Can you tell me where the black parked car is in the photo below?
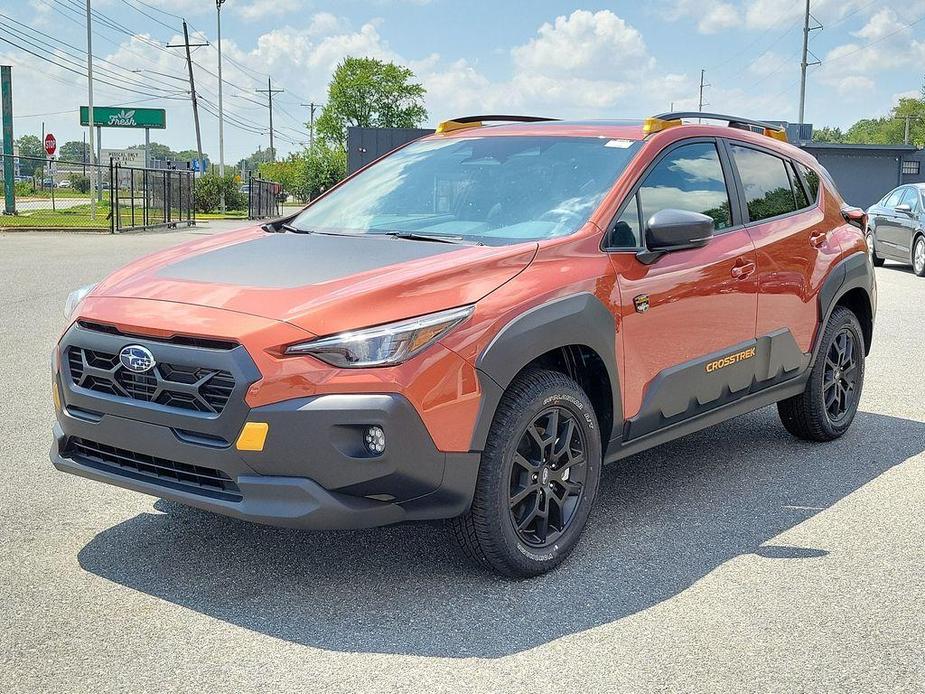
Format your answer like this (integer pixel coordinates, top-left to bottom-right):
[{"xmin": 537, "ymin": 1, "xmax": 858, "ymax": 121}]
[{"xmin": 867, "ymin": 183, "xmax": 925, "ymax": 276}]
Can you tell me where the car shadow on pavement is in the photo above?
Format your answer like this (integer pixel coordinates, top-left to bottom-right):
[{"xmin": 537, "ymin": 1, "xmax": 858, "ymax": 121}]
[{"xmin": 77, "ymin": 408, "xmax": 924, "ymax": 658}]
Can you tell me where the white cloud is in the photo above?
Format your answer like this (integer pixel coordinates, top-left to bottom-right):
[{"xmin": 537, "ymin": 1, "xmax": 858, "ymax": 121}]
[
  {"xmin": 852, "ymin": 8, "xmax": 909, "ymax": 41},
  {"xmin": 698, "ymin": 3, "xmax": 742, "ymax": 33},
  {"xmin": 234, "ymin": 0, "xmax": 305, "ymax": 21},
  {"xmin": 512, "ymin": 10, "xmax": 651, "ymax": 76}
]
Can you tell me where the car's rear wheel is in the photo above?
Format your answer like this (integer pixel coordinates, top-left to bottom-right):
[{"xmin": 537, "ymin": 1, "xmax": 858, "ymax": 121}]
[
  {"xmin": 778, "ymin": 306, "xmax": 865, "ymax": 441},
  {"xmin": 913, "ymin": 235, "xmax": 925, "ymax": 277},
  {"xmin": 866, "ymin": 230, "xmax": 884, "ymax": 267},
  {"xmin": 450, "ymin": 368, "xmax": 601, "ymax": 578}
]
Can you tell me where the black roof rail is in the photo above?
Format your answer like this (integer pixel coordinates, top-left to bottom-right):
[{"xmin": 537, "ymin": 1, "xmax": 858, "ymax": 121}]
[
  {"xmin": 646, "ymin": 112, "xmax": 788, "ymax": 141},
  {"xmin": 436, "ymin": 115, "xmax": 558, "ymax": 133}
]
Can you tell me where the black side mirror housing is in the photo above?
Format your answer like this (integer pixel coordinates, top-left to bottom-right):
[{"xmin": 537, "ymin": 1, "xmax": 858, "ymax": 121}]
[{"xmin": 637, "ymin": 209, "xmax": 714, "ymax": 264}]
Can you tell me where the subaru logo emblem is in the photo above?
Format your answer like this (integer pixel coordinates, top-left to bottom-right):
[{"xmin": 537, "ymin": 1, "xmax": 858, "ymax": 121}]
[{"xmin": 119, "ymin": 345, "xmax": 156, "ymax": 373}]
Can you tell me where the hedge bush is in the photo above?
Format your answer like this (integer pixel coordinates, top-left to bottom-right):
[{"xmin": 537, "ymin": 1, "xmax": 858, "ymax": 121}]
[{"xmin": 194, "ymin": 173, "xmax": 246, "ymax": 213}]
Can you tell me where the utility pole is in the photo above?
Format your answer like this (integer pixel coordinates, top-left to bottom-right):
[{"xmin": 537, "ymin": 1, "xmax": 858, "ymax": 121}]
[
  {"xmin": 85, "ymin": 0, "xmax": 96, "ymax": 217},
  {"xmin": 216, "ymin": 0, "xmax": 226, "ymax": 211},
  {"xmin": 301, "ymin": 102, "xmax": 320, "ymax": 150},
  {"xmin": 904, "ymin": 115, "xmax": 911, "ymax": 145},
  {"xmin": 168, "ymin": 22, "xmax": 208, "ymax": 174},
  {"xmin": 257, "ymin": 77, "xmax": 283, "ymax": 161},
  {"xmin": 798, "ymin": 0, "xmax": 822, "ymax": 127},
  {"xmin": 698, "ymin": 69, "xmax": 709, "ymax": 123}
]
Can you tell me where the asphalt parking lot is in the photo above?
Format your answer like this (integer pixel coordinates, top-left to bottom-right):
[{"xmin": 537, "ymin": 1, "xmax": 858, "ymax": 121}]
[{"xmin": 1, "ymin": 228, "xmax": 923, "ymax": 693}]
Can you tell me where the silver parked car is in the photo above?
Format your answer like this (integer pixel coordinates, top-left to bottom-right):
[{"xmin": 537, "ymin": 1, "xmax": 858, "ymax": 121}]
[{"xmin": 867, "ymin": 183, "xmax": 925, "ymax": 276}]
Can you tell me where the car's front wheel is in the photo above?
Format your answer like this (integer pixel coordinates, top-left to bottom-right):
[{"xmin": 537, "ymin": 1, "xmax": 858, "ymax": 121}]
[
  {"xmin": 450, "ymin": 368, "xmax": 601, "ymax": 578},
  {"xmin": 913, "ymin": 235, "xmax": 925, "ymax": 277}
]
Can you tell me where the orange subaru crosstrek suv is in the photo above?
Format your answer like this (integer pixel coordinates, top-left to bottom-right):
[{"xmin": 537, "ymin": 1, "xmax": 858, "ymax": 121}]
[{"xmin": 52, "ymin": 113, "xmax": 876, "ymax": 577}]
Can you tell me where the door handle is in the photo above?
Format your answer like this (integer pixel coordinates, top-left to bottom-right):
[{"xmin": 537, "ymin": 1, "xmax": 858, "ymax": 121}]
[
  {"xmin": 810, "ymin": 230, "xmax": 827, "ymax": 247},
  {"xmin": 731, "ymin": 259, "xmax": 755, "ymax": 279}
]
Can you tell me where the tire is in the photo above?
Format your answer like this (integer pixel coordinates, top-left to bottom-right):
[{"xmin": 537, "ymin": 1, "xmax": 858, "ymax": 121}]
[
  {"xmin": 913, "ymin": 235, "xmax": 925, "ymax": 277},
  {"xmin": 866, "ymin": 231, "xmax": 884, "ymax": 267},
  {"xmin": 450, "ymin": 368, "xmax": 602, "ymax": 578},
  {"xmin": 777, "ymin": 306, "xmax": 865, "ymax": 441}
]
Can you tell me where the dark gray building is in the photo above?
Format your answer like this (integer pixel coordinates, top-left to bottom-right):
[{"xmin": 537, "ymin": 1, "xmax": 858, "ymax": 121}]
[
  {"xmin": 347, "ymin": 126, "xmax": 434, "ymax": 174},
  {"xmin": 800, "ymin": 143, "xmax": 923, "ymax": 208}
]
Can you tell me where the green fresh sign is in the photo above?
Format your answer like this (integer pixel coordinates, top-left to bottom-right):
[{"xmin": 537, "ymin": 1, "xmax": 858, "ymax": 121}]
[{"xmin": 80, "ymin": 106, "xmax": 166, "ymax": 129}]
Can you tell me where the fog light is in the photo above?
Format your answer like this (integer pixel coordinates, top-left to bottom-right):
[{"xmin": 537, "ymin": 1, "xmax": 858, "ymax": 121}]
[{"xmin": 364, "ymin": 426, "xmax": 386, "ymax": 455}]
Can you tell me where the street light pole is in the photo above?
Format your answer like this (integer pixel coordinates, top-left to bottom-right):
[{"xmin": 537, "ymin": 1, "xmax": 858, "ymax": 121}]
[
  {"xmin": 216, "ymin": 0, "xmax": 226, "ymax": 211},
  {"xmin": 85, "ymin": 0, "xmax": 96, "ymax": 218}
]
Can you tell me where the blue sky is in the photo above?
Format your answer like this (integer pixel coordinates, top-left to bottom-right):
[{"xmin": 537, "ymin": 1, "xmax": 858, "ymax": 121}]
[{"xmin": 2, "ymin": 0, "xmax": 923, "ymax": 163}]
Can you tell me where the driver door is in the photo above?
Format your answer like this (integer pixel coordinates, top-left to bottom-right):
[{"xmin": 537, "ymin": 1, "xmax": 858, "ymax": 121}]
[{"xmin": 606, "ymin": 139, "xmax": 758, "ymax": 439}]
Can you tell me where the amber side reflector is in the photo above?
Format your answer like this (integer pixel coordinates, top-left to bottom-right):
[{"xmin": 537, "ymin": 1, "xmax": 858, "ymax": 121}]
[
  {"xmin": 643, "ymin": 117, "xmax": 682, "ymax": 136},
  {"xmin": 236, "ymin": 422, "xmax": 269, "ymax": 452},
  {"xmin": 764, "ymin": 128, "xmax": 788, "ymax": 142},
  {"xmin": 53, "ymin": 380, "xmax": 61, "ymax": 411},
  {"xmin": 436, "ymin": 119, "xmax": 482, "ymax": 134}
]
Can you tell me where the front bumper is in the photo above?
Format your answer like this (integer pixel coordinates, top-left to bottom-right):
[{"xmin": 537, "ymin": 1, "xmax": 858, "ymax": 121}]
[
  {"xmin": 52, "ymin": 324, "xmax": 480, "ymax": 529},
  {"xmin": 51, "ymin": 396, "xmax": 480, "ymax": 529}
]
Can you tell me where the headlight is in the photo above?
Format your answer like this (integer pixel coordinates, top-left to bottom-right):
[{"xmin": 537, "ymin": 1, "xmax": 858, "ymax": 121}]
[
  {"xmin": 64, "ymin": 284, "xmax": 96, "ymax": 320},
  {"xmin": 286, "ymin": 305, "xmax": 474, "ymax": 368}
]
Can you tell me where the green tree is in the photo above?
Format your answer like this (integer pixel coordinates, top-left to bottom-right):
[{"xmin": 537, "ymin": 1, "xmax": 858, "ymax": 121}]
[
  {"xmin": 15, "ymin": 134, "xmax": 44, "ymax": 161},
  {"xmin": 236, "ymin": 146, "xmax": 275, "ymax": 173},
  {"xmin": 59, "ymin": 140, "xmax": 91, "ymax": 162},
  {"xmin": 811, "ymin": 126, "xmax": 845, "ymax": 144},
  {"xmin": 842, "ymin": 97, "xmax": 925, "ymax": 147},
  {"xmin": 259, "ymin": 144, "xmax": 346, "ymax": 202},
  {"xmin": 128, "ymin": 142, "xmax": 176, "ymax": 160},
  {"xmin": 316, "ymin": 57, "xmax": 427, "ymax": 151},
  {"xmin": 175, "ymin": 148, "xmax": 209, "ymax": 164}
]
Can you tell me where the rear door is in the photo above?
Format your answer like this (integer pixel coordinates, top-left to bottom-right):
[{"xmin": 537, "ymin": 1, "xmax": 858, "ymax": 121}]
[
  {"xmin": 888, "ymin": 187, "xmax": 921, "ymax": 257},
  {"xmin": 875, "ymin": 187, "xmax": 909, "ymax": 259},
  {"xmin": 729, "ymin": 142, "xmax": 839, "ymax": 356},
  {"xmin": 607, "ymin": 138, "xmax": 758, "ymax": 438}
]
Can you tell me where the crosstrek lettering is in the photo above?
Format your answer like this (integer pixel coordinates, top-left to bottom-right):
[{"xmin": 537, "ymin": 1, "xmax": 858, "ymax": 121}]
[
  {"xmin": 50, "ymin": 112, "xmax": 876, "ymax": 578},
  {"xmin": 705, "ymin": 346, "xmax": 757, "ymax": 372}
]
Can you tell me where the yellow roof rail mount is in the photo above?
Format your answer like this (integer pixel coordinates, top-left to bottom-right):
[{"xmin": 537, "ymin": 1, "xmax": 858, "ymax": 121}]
[
  {"xmin": 646, "ymin": 112, "xmax": 789, "ymax": 142},
  {"xmin": 436, "ymin": 115, "xmax": 558, "ymax": 134}
]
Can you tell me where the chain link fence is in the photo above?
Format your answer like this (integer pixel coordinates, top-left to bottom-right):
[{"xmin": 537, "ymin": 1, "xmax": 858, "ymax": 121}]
[{"xmin": 1, "ymin": 154, "xmax": 110, "ymax": 231}]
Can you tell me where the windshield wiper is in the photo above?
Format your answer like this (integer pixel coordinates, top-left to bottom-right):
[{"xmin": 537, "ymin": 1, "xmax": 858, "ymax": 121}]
[{"xmin": 385, "ymin": 231, "xmax": 480, "ymax": 245}]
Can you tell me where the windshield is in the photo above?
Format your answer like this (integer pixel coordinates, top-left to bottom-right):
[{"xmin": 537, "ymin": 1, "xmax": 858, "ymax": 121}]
[{"xmin": 290, "ymin": 136, "xmax": 641, "ymax": 245}]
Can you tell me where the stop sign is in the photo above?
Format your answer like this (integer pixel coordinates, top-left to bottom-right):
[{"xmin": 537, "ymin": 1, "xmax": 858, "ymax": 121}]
[{"xmin": 44, "ymin": 133, "xmax": 56, "ymax": 156}]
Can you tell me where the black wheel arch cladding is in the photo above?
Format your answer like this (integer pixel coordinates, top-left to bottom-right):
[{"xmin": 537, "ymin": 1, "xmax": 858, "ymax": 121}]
[
  {"xmin": 471, "ymin": 292, "xmax": 622, "ymax": 451},
  {"xmin": 815, "ymin": 251, "xmax": 875, "ymax": 361}
]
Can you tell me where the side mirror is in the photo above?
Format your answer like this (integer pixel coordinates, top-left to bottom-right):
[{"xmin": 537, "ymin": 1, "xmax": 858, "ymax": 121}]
[
  {"xmin": 895, "ymin": 203, "xmax": 914, "ymax": 215},
  {"xmin": 638, "ymin": 209, "xmax": 714, "ymax": 264}
]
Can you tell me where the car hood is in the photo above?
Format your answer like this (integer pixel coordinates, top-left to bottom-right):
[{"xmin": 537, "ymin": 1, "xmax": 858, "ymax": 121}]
[{"xmin": 92, "ymin": 227, "xmax": 537, "ymax": 336}]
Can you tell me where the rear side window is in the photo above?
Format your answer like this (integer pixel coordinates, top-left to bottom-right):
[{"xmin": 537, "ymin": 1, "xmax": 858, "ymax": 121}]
[
  {"xmin": 789, "ymin": 163, "xmax": 809, "ymax": 209},
  {"xmin": 638, "ymin": 142, "xmax": 732, "ymax": 231},
  {"xmin": 730, "ymin": 145, "xmax": 798, "ymax": 222},
  {"xmin": 796, "ymin": 162, "xmax": 820, "ymax": 202}
]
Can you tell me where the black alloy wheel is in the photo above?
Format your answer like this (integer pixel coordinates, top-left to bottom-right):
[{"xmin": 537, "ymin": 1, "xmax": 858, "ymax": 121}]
[
  {"xmin": 822, "ymin": 328, "xmax": 859, "ymax": 423},
  {"xmin": 778, "ymin": 306, "xmax": 865, "ymax": 441},
  {"xmin": 450, "ymin": 368, "xmax": 601, "ymax": 578},
  {"xmin": 508, "ymin": 407, "xmax": 588, "ymax": 547}
]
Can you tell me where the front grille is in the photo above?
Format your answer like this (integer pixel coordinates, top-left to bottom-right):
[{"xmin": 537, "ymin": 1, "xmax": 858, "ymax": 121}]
[
  {"xmin": 67, "ymin": 346, "xmax": 236, "ymax": 414},
  {"xmin": 66, "ymin": 437, "xmax": 242, "ymax": 501}
]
